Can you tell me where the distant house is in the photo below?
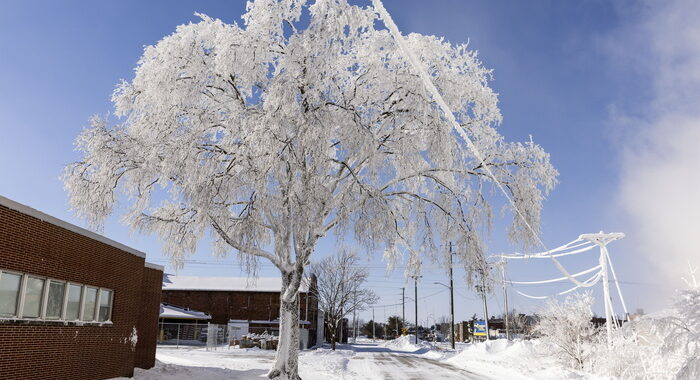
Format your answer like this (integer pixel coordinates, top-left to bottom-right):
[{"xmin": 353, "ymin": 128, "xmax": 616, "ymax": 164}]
[
  {"xmin": 0, "ymin": 195, "xmax": 162, "ymax": 380},
  {"xmin": 161, "ymin": 274, "xmax": 320, "ymax": 348}
]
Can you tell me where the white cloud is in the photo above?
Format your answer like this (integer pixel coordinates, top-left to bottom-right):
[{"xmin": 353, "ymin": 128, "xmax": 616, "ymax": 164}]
[{"xmin": 610, "ymin": 0, "xmax": 700, "ymax": 298}]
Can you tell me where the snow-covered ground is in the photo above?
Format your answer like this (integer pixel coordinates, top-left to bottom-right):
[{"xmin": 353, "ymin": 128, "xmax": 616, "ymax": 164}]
[{"xmin": 111, "ymin": 336, "xmax": 601, "ymax": 379}]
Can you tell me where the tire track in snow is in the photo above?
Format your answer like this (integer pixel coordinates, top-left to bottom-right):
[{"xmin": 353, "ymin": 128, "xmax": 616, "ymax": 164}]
[{"xmin": 352, "ymin": 351, "xmax": 487, "ymax": 379}]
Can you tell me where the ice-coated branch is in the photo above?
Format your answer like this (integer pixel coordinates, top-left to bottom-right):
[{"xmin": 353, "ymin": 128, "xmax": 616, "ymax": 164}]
[{"xmin": 64, "ymin": 2, "xmax": 557, "ymax": 377}]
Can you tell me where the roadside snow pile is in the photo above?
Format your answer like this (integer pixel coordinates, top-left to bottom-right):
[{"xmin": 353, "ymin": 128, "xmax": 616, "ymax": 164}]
[
  {"xmin": 112, "ymin": 346, "xmax": 356, "ymax": 380},
  {"xmin": 302, "ymin": 347, "xmax": 354, "ymax": 378},
  {"xmin": 380, "ymin": 335, "xmax": 433, "ymax": 352},
  {"xmin": 379, "ymin": 335, "xmax": 456, "ymax": 360},
  {"xmin": 111, "ymin": 360, "xmax": 265, "ymax": 380},
  {"xmin": 446, "ymin": 339, "xmax": 599, "ymax": 380}
]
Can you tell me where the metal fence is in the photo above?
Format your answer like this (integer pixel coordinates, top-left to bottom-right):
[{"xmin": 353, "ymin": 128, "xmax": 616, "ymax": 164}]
[{"xmin": 158, "ymin": 322, "xmax": 237, "ymax": 349}]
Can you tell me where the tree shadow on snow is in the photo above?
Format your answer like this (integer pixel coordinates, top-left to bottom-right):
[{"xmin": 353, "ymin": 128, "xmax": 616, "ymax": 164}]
[{"xmin": 338, "ymin": 343, "xmax": 432, "ymax": 355}]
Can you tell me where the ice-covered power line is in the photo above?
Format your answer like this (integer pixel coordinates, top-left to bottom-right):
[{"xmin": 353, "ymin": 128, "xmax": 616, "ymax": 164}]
[
  {"xmin": 495, "ymin": 232, "xmax": 627, "ymax": 347},
  {"xmin": 507, "ymin": 265, "xmax": 601, "ymax": 285},
  {"xmin": 372, "ymin": 0, "xmax": 599, "ymax": 289}
]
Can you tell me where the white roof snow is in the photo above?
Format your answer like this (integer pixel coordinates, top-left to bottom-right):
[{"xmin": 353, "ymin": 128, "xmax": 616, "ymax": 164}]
[
  {"xmin": 160, "ymin": 304, "xmax": 211, "ymax": 320},
  {"xmin": 163, "ymin": 274, "xmax": 310, "ymax": 293}
]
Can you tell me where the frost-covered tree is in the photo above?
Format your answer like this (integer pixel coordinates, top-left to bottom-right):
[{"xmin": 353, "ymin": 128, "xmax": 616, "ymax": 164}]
[
  {"xmin": 591, "ymin": 265, "xmax": 700, "ymax": 379},
  {"xmin": 674, "ymin": 268, "xmax": 700, "ymax": 378},
  {"xmin": 311, "ymin": 249, "xmax": 378, "ymax": 350},
  {"xmin": 534, "ymin": 292, "xmax": 599, "ymax": 370},
  {"xmin": 63, "ymin": 0, "xmax": 556, "ymax": 378}
]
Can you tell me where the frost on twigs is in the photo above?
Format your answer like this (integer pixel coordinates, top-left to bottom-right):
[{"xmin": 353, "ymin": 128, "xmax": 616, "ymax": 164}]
[
  {"xmin": 533, "ymin": 292, "xmax": 599, "ymax": 371},
  {"xmin": 589, "ymin": 264, "xmax": 700, "ymax": 379},
  {"xmin": 62, "ymin": 0, "xmax": 557, "ymax": 378}
]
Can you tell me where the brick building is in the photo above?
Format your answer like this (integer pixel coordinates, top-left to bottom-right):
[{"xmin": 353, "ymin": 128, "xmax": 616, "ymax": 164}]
[
  {"xmin": 0, "ymin": 195, "xmax": 163, "ymax": 380},
  {"xmin": 161, "ymin": 274, "xmax": 319, "ymax": 347}
]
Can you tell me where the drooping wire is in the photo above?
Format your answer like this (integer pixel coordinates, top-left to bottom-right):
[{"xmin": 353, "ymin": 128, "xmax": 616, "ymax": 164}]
[{"xmin": 372, "ymin": 0, "xmax": 592, "ymax": 287}]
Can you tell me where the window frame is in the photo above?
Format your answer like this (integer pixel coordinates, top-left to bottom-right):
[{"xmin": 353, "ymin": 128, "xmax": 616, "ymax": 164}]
[
  {"xmin": 81, "ymin": 286, "xmax": 99, "ymax": 322},
  {"xmin": 97, "ymin": 288, "xmax": 114, "ymax": 322},
  {"xmin": 0, "ymin": 269, "xmax": 23, "ymax": 318},
  {"xmin": 0, "ymin": 268, "xmax": 114, "ymax": 325},
  {"xmin": 20, "ymin": 275, "xmax": 45, "ymax": 319},
  {"xmin": 42, "ymin": 279, "xmax": 66, "ymax": 320},
  {"xmin": 64, "ymin": 282, "xmax": 83, "ymax": 321}
]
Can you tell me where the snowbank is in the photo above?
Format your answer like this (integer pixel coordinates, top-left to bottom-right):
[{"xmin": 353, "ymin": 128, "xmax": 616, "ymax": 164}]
[
  {"xmin": 447, "ymin": 340, "xmax": 601, "ymax": 380},
  {"xmin": 112, "ymin": 338, "xmax": 604, "ymax": 379},
  {"xmin": 379, "ymin": 335, "xmax": 456, "ymax": 360},
  {"xmin": 380, "ymin": 335, "xmax": 432, "ymax": 352}
]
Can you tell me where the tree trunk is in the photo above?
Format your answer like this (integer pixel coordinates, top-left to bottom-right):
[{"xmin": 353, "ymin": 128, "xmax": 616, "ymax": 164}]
[
  {"xmin": 268, "ymin": 271, "xmax": 301, "ymax": 380},
  {"xmin": 330, "ymin": 329, "xmax": 337, "ymax": 351}
]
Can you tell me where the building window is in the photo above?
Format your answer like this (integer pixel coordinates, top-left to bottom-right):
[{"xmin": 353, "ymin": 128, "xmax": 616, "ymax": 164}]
[
  {"xmin": 44, "ymin": 280, "xmax": 66, "ymax": 320},
  {"xmin": 98, "ymin": 289, "xmax": 113, "ymax": 322},
  {"xmin": 22, "ymin": 277, "xmax": 45, "ymax": 318},
  {"xmin": 0, "ymin": 268, "xmax": 113, "ymax": 324},
  {"xmin": 82, "ymin": 286, "xmax": 98, "ymax": 321},
  {"xmin": 0, "ymin": 271, "xmax": 22, "ymax": 317},
  {"xmin": 65, "ymin": 283, "xmax": 82, "ymax": 321}
]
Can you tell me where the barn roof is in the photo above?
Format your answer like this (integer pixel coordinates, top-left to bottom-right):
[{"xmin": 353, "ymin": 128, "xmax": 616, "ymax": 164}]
[{"xmin": 162, "ymin": 274, "xmax": 311, "ymax": 293}]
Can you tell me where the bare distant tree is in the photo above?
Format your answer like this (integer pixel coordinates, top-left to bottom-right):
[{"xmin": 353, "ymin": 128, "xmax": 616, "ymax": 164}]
[
  {"xmin": 311, "ymin": 249, "xmax": 378, "ymax": 350},
  {"xmin": 436, "ymin": 315, "xmax": 451, "ymax": 338}
]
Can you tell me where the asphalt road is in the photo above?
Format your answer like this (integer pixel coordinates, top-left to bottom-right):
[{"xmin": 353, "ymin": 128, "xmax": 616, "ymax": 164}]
[{"xmin": 347, "ymin": 344, "xmax": 487, "ymax": 380}]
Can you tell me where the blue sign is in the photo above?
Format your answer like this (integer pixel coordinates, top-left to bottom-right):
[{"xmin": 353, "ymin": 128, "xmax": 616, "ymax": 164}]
[{"xmin": 474, "ymin": 320, "xmax": 487, "ymax": 336}]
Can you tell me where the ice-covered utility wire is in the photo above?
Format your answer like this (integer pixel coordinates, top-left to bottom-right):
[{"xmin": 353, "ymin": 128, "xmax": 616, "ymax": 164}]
[
  {"xmin": 558, "ymin": 271, "xmax": 602, "ymax": 295},
  {"xmin": 499, "ymin": 243, "xmax": 596, "ymax": 260},
  {"xmin": 506, "ymin": 265, "xmax": 601, "ymax": 285},
  {"xmin": 372, "ymin": 0, "xmax": 590, "ymax": 287},
  {"xmin": 512, "ymin": 288, "xmax": 549, "ymax": 300},
  {"xmin": 511, "ymin": 270, "xmax": 602, "ymax": 299}
]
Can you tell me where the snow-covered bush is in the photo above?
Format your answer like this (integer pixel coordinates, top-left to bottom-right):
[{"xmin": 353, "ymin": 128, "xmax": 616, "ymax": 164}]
[
  {"xmin": 673, "ymin": 268, "xmax": 700, "ymax": 379},
  {"xmin": 590, "ymin": 267, "xmax": 700, "ymax": 379},
  {"xmin": 533, "ymin": 292, "xmax": 599, "ymax": 370}
]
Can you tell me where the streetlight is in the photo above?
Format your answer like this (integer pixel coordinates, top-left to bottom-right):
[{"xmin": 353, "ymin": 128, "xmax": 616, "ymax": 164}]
[
  {"xmin": 410, "ymin": 275, "xmax": 421, "ymax": 344},
  {"xmin": 433, "ymin": 281, "xmax": 455, "ymax": 349},
  {"xmin": 433, "ymin": 241, "xmax": 456, "ymax": 349},
  {"xmin": 426, "ymin": 313, "xmax": 434, "ymax": 341}
]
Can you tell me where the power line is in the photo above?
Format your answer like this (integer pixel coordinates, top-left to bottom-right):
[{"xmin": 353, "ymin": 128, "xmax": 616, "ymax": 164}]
[{"xmin": 373, "ymin": 288, "xmax": 447, "ymax": 309}]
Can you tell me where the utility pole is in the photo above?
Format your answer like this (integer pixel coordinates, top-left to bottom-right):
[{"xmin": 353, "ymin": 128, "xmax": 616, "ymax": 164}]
[
  {"xmin": 477, "ymin": 266, "xmax": 490, "ymax": 341},
  {"xmin": 414, "ymin": 276, "xmax": 419, "ymax": 344},
  {"xmin": 580, "ymin": 232, "xmax": 626, "ymax": 348},
  {"xmin": 599, "ymin": 241, "xmax": 613, "ymax": 347},
  {"xmin": 353, "ymin": 289, "xmax": 358, "ymax": 343},
  {"xmin": 372, "ymin": 307, "xmax": 376, "ymax": 343},
  {"xmin": 449, "ymin": 242, "xmax": 455, "ymax": 349},
  {"xmin": 401, "ymin": 287, "xmax": 405, "ymax": 331},
  {"xmin": 501, "ymin": 260, "xmax": 510, "ymax": 340},
  {"xmin": 395, "ymin": 315, "xmax": 399, "ymax": 338},
  {"xmin": 481, "ymin": 287, "xmax": 490, "ymax": 341}
]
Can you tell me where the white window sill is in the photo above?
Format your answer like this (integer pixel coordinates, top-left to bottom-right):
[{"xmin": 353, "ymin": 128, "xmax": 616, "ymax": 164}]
[{"xmin": 0, "ymin": 318, "xmax": 114, "ymax": 327}]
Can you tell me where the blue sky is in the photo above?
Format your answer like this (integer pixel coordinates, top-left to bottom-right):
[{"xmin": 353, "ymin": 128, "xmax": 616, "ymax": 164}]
[{"xmin": 2, "ymin": 0, "xmax": 694, "ymax": 324}]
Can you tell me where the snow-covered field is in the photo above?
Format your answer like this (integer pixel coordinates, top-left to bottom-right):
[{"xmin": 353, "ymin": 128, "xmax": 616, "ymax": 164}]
[{"xmin": 112, "ymin": 336, "xmax": 600, "ymax": 380}]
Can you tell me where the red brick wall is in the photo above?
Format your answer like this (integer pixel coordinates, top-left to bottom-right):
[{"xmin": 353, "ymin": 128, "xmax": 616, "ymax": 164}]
[
  {"xmin": 161, "ymin": 288, "xmax": 318, "ymax": 328},
  {"xmin": 134, "ymin": 266, "xmax": 163, "ymax": 369},
  {"xmin": 0, "ymin": 203, "xmax": 162, "ymax": 380}
]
